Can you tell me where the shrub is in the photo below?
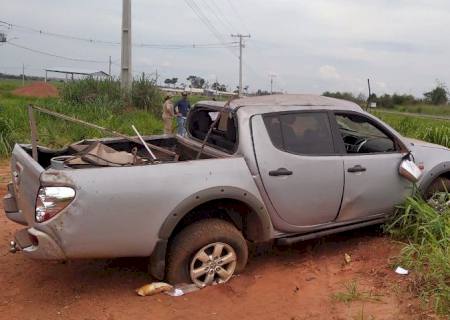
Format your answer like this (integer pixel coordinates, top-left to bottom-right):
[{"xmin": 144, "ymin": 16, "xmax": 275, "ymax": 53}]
[
  {"xmin": 131, "ymin": 76, "xmax": 163, "ymax": 115},
  {"xmin": 385, "ymin": 193, "xmax": 450, "ymax": 315},
  {"xmin": 60, "ymin": 78, "xmax": 122, "ymax": 104}
]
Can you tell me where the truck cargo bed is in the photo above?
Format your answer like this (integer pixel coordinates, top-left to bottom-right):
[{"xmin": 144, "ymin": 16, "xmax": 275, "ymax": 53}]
[{"xmin": 20, "ymin": 135, "xmax": 219, "ymax": 170}]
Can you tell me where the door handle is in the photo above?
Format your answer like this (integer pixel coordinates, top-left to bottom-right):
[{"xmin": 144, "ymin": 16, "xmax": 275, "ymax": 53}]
[
  {"xmin": 269, "ymin": 168, "xmax": 293, "ymax": 176},
  {"xmin": 347, "ymin": 165, "xmax": 367, "ymax": 173}
]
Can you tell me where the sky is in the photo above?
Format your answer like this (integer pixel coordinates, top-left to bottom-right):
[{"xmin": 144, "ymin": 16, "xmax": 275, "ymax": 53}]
[{"xmin": 1, "ymin": 0, "xmax": 449, "ymax": 96}]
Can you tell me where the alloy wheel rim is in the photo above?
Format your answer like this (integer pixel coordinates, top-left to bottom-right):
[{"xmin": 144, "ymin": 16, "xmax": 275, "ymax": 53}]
[{"xmin": 190, "ymin": 242, "xmax": 237, "ymax": 287}]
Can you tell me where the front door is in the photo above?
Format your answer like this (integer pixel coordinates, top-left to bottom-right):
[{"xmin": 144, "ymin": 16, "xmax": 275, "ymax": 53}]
[
  {"xmin": 252, "ymin": 111, "xmax": 344, "ymax": 227},
  {"xmin": 332, "ymin": 112, "xmax": 411, "ymax": 221}
]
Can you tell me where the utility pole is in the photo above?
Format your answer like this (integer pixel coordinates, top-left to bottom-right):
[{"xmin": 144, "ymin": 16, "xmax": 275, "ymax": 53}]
[
  {"xmin": 155, "ymin": 69, "xmax": 159, "ymax": 85},
  {"xmin": 108, "ymin": 56, "xmax": 112, "ymax": 77},
  {"xmin": 22, "ymin": 63, "xmax": 25, "ymax": 86},
  {"xmin": 367, "ymin": 78, "xmax": 372, "ymax": 110},
  {"xmin": 269, "ymin": 74, "xmax": 276, "ymax": 94},
  {"xmin": 121, "ymin": 0, "xmax": 132, "ymax": 91},
  {"xmin": 231, "ymin": 34, "xmax": 251, "ymax": 96}
]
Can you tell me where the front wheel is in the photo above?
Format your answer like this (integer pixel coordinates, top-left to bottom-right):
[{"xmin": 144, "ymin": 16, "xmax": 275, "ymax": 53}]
[
  {"xmin": 426, "ymin": 177, "xmax": 450, "ymax": 212},
  {"xmin": 165, "ymin": 219, "xmax": 248, "ymax": 287}
]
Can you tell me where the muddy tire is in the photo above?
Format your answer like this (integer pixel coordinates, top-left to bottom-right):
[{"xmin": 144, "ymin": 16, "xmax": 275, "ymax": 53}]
[
  {"xmin": 425, "ymin": 177, "xmax": 450, "ymax": 199},
  {"xmin": 165, "ymin": 219, "xmax": 248, "ymax": 287}
]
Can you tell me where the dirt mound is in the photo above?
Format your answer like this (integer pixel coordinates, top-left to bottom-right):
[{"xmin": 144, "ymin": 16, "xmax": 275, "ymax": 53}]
[{"xmin": 13, "ymin": 82, "xmax": 59, "ymax": 98}]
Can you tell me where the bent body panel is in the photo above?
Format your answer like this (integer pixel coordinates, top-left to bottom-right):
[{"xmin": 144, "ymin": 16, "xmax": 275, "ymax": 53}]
[{"xmin": 35, "ymin": 157, "xmax": 269, "ymax": 259}]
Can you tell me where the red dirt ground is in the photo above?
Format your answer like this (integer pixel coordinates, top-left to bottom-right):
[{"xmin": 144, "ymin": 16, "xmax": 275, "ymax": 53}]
[
  {"xmin": 12, "ymin": 82, "xmax": 59, "ymax": 98},
  {"xmin": 0, "ymin": 162, "xmax": 437, "ymax": 320}
]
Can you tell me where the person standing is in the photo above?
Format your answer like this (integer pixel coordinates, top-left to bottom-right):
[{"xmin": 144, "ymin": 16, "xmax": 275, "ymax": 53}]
[
  {"xmin": 174, "ymin": 92, "xmax": 191, "ymax": 136},
  {"xmin": 162, "ymin": 95, "xmax": 175, "ymax": 134}
]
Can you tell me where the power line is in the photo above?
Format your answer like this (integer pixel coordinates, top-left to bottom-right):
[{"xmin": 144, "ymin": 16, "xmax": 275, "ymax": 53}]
[
  {"xmin": 5, "ymin": 42, "xmax": 108, "ymax": 63},
  {"xmin": 0, "ymin": 20, "xmax": 119, "ymax": 46},
  {"xmin": 0, "ymin": 19, "xmax": 237, "ymax": 49},
  {"xmin": 225, "ymin": 0, "xmax": 250, "ymax": 34},
  {"xmin": 183, "ymin": 1, "xmax": 230, "ymax": 47},
  {"xmin": 200, "ymin": 0, "xmax": 236, "ymax": 34}
]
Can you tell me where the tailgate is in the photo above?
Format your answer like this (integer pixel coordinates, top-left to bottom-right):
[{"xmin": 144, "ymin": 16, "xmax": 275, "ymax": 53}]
[{"xmin": 8, "ymin": 144, "xmax": 44, "ymax": 225}]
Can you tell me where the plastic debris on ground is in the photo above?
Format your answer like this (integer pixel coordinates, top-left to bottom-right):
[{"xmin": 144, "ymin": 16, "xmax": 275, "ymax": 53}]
[
  {"xmin": 165, "ymin": 284, "xmax": 200, "ymax": 297},
  {"xmin": 395, "ymin": 266, "xmax": 409, "ymax": 275},
  {"xmin": 136, "ymin": 283, "xmax": 201, "ymax": 297},
  {"xmin": 136, "ymin": 282, "xmax": 173, "ymax": 297},
  {"xmin": 344, "ymin": 253, "xmax": 352, "ymax": 264}
]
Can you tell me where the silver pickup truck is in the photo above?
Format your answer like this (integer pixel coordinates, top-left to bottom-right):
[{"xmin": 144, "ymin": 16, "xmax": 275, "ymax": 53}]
[{"xmin": 4, "ymin": 94, "xmax": 450, "ymax": 287}]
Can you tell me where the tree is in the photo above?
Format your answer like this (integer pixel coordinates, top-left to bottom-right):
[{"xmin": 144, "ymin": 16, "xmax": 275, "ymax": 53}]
[
  {"xmin": 187, "ymin": 75, "xmax": 206, "ymax": 89},
  {"xmin": 211, "ymin": 82, "xmax": 227, "ymax": 92},
  {"xmin": 256, "ymin": 89, "xmax": 270, "ymax": 96},
  {"xmin": 171, "ymin": 78, "xmax": 178, "ymax": 88},
  {"xmin": 164, "ymin": 78, "xmax": 172, "ymax": 86},
  {"xmin": 424, "ymin": 81, "xmax": 448, "ymax": 105}
]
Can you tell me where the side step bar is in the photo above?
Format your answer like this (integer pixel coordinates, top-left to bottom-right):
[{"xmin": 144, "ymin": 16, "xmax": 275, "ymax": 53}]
[{"xmin": 276, "ymin": 218, "xmax": 386, "ymax": 246}]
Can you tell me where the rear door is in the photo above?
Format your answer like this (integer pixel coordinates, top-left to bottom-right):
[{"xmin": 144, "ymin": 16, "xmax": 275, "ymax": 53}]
[
  {"xmin": 332, "ymin": 112, "xmax": 411, "ymax": 221},
  {"xmin": 252, "ymin": 111, "xmax": 344, "ymax": 227}
]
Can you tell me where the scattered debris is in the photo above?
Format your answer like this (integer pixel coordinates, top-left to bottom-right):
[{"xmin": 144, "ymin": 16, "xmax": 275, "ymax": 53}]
[
  {"xmin": 165, "ymin": 284, "xmax": 200, "ymax": 297},
  {"xmin": 344, "ymin": 253, "xmax": 352, "ymax": 264},
  {"xmin": 136, "ymin": 283, "xmax": 201, "ymax": 297},
  {"xmin": 395, "ymin": 266, "xmax": 409, "ymax": 275},
  {"xmin": 136, "ymin": 282, "xmax": 173, "ymax": 297}
]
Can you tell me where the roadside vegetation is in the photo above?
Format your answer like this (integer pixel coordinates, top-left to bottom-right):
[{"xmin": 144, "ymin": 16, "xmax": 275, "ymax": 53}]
[
  {"xmin": 385, "ymin": 192, "xmax": 450, "ymax": 316},
  {"xmin": 373, "ymin": 112, "xmax": 450, "ymax": 148},
  {"xmin": 0, "ymin": 79, "xmax": 164, "ymax": 158},
  {"xmin": 0, "ymin": 78, "xmax": 222, "ymax": 158}
]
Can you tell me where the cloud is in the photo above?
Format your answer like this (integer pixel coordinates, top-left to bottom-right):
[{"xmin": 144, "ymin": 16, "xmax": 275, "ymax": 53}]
[
  {"xmin": 318, "ymin": 65, "xmax": 341, "ymax": 80},
  {"xmin": 1, "ymin": 0, "xmax": 450, "ymax": 95}
]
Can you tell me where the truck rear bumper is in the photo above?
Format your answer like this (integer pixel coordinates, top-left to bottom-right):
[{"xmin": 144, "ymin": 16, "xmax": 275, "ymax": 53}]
[
  {"xmin": 12, "ymin": 228, "xmax": 66, "ymax": 260},
  {"xmin": 3, "ymin": 183, "xmax": 27, "ymax": 225}
]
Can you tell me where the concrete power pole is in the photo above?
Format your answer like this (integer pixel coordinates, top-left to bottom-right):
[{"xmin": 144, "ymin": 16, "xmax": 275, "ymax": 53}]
[
  {"xmin": 121, "ymin": 0, "xmax": 132, "ymax": 90},
  {"xmin": 22, "ymin": 63, "xmax": 25, "ymax": 86},
  {"xmin": 269, "ymin": 74, "xmax": 276, "ymax": 94},
  {"xmin": 231, "ymin": 34, "xmax": 250, "ymax": 96},
  {"xmin": 109, "ymin": 56, "xmax": 112, "ymax": 77}
]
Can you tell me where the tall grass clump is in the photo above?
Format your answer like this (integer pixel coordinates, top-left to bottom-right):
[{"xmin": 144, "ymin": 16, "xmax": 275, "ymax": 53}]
[
  {"xmin": 60, "ymin": 78, "xmax": 122, "ymax": 105},
  {"xmin": 385, "ymin": 192, "xmax": 450, "ymax": 315},
  {"xmin": 131, "ymin": 76, "xmax": 163, "ymax": 114},
  {"xmin": 0, "ymin": 78, "xmax": 164, "ymax": 158},
  {"xmin": 60, "ymin": 77, "xmax": 164, "ymax": 117},
  {"xmin": 375, "ymin": 112, "xmax": 450, "ymax": 148}
]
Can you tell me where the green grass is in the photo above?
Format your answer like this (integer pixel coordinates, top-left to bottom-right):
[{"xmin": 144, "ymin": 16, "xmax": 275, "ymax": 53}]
[
  {"xmin": 386, "ymin": 104, "xmax": 450, "ymax": 116},
  {"xmin": 0, "ymin": 79, "xmax": 227, "ymax": 158},
  {"xmin": 0, "ymin": 79, "xmax": 164, "ymax": 158},
  {"xmin": 385, "ymin": 192, "xmax": 450, "ymax": 315},
  {"xmin": 373, "ymin": 112, "xmax": 450, "ymax": 148},
  {"xmin": 332, "ymin": 280, "xmax": 382, "ymax": 304}
]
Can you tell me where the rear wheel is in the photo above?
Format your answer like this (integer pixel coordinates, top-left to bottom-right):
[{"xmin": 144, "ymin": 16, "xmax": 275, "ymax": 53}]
[{"xmin": 166, "ymin": 219, "xmax": 248, "ymax": 287}]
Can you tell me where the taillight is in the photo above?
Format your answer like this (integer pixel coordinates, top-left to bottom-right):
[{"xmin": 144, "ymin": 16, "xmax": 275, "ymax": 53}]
[{"xmin": 35, "ymin": 187, "xmax": 75, "ymax": 223}]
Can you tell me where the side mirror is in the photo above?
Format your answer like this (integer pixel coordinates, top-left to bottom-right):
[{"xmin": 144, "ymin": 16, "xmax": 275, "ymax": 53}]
[{"xmin": 399, "ymin": 158, "xmax": 422, "ymax": 183}]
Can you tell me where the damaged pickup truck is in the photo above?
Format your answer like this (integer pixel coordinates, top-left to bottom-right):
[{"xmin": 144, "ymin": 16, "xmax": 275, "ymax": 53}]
[{"xmin": 4, "ymin": 94, "xmax": 450, "ymax": 287}]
